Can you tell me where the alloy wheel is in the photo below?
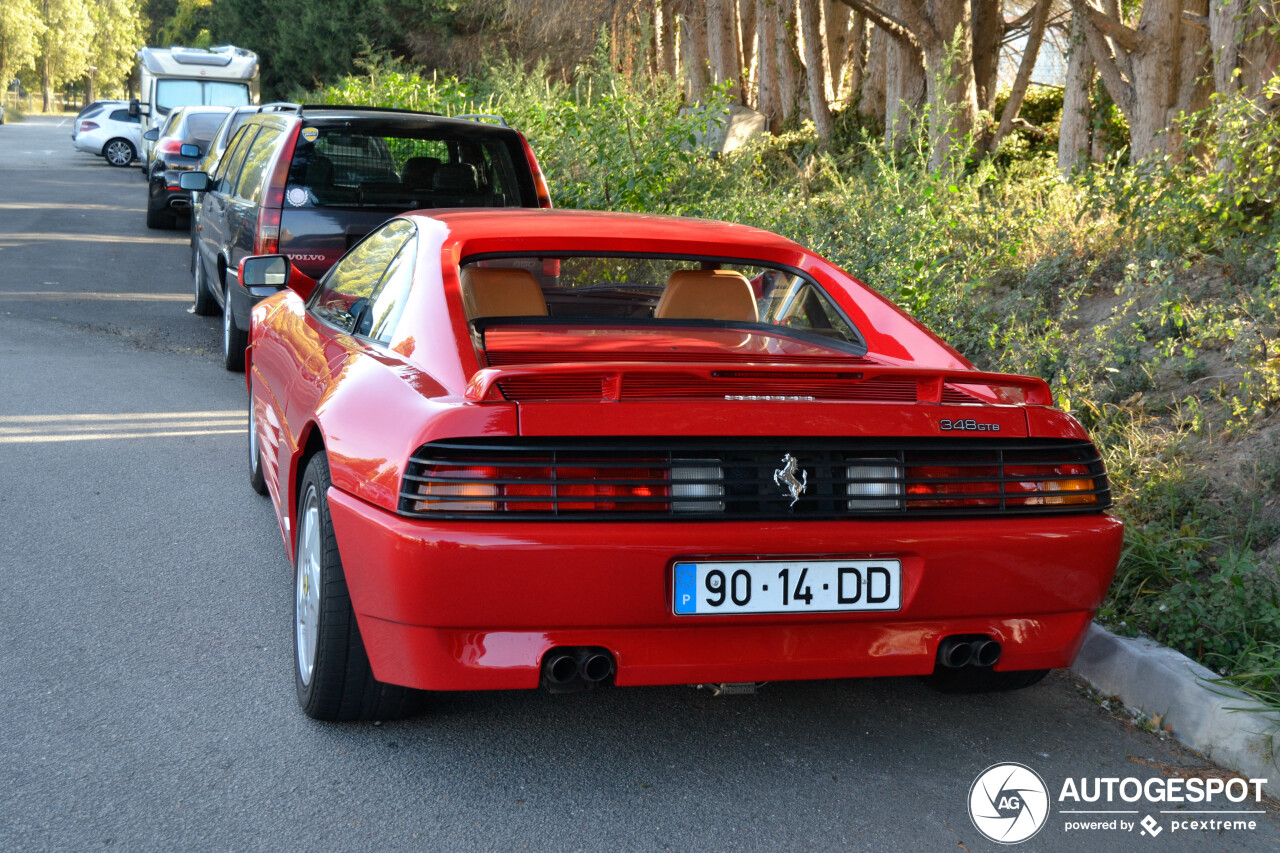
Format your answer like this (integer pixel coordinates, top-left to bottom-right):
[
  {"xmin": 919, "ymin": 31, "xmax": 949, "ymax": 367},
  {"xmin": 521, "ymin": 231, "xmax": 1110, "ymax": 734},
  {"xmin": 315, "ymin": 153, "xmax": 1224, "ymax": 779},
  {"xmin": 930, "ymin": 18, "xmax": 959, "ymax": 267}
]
[{"xmin": 295, "ymin": 491, "xmax": 322, "ymax": 687}]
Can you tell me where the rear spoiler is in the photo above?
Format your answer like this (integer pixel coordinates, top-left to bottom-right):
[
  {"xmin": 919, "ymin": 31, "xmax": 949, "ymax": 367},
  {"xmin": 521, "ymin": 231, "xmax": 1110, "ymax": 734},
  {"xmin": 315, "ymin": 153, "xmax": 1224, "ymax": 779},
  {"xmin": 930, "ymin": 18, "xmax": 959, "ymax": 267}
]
[{"xmin": 464, "ymin": 362, "xmax": 1054, "ymax": 405}]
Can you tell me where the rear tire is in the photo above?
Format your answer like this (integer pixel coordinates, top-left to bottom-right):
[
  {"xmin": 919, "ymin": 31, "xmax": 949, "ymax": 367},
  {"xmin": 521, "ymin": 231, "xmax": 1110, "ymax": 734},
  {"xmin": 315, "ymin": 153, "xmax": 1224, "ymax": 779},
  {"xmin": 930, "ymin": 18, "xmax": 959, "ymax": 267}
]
[
  {"xmin": 294, "ymin": 453, "xmax": 420, "ymax": 721},
  {"xmin": 146, "ymin": 203, "xmax": 175, "ymax": 230},
  {"xmin": 222, "ymin": 284, "xmax": 247, "ymax": 372},
  {"xmin": 192, "ymin": 253, "xmax": 217, "ymax": 316},
  {"xmin": 103, "ymin": 138, "xmax": 135, "ymax": 167},
  {"xmin": 923, "ymin": 667, "xmax": 1050, "ymax": 694},
  {"xmin": 248, "ymin": 394, "xmax": 268, "ymax": 496}
]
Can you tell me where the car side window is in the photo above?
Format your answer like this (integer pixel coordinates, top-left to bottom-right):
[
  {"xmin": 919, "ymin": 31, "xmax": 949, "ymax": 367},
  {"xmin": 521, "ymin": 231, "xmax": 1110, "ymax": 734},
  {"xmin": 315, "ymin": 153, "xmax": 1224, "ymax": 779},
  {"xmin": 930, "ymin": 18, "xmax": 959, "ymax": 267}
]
[
  {"xmin": 364, "ymin": 237, "xmax": 417, "ymax": 343},
  {"xmin": 109, "ymin": 109, "xmax": 139, "ymax": 124},
  {"xmin": 235, "ymin": 127, "xmax": 282, "ymax": 203},
  {"xmin": 216, "ymin": 126, "xmax": 257, "ymax": 194},
  {"xmin": 310, "ymin": 220, "xmax": 415, "ymax": 334}
]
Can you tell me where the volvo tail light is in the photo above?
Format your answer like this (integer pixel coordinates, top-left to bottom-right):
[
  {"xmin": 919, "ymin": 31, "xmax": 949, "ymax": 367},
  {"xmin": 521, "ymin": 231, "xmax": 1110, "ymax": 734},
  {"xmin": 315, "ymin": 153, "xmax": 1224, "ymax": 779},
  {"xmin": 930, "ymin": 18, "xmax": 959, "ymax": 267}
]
[
  {"xmin": 519, "ymin": 133, "xmax": 553, "ymax": 208},
  {"xmin": 254, "ymin": 207, "xmax": 281, "ymax": 255}
]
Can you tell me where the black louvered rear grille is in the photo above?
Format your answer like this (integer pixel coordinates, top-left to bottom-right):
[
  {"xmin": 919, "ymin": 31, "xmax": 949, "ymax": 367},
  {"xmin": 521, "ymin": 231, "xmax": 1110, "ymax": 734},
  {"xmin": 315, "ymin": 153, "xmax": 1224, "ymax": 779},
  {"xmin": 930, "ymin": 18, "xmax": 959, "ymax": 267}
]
[{"xmin": 399, "ymin": 438, "xmax": 1111, "ymax": 520}]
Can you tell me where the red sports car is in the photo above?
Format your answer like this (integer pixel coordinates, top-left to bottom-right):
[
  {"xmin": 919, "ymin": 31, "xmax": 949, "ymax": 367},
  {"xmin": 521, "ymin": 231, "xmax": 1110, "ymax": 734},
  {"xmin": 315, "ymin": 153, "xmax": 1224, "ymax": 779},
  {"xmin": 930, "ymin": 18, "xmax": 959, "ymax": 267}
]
[{"xmin": 241, "ymin": 209, "xmax": 1122, "ymax": 721}]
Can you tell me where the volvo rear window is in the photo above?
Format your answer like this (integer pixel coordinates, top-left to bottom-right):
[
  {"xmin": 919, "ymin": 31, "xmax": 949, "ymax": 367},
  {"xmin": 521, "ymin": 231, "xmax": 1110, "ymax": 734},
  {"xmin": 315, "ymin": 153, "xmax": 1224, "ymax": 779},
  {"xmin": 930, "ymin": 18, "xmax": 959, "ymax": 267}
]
[{"xmin": 285, "ymin": 123, "xmax": 533, "ymax": 211}]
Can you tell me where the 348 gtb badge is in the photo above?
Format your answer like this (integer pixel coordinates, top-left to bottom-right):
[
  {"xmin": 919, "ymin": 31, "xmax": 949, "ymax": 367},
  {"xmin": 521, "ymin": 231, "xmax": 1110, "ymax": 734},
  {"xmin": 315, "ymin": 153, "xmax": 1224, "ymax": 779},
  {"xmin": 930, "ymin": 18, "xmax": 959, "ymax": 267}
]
[
  {"xmin": 239, "ymin": 208, "xmax": 1122, "ymax": 721},
  {"xmin": 940, "ymin": 418, "xmax": 1001, "ymax": 431}
]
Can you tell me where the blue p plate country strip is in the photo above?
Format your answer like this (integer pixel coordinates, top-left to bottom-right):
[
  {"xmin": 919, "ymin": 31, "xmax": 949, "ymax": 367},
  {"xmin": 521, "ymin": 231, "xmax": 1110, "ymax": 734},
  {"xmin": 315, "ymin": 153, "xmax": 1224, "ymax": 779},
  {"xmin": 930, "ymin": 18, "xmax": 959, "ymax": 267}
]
[{"xmin": 674, "ymin": 563, "xmax": 698, "ymax": 614}]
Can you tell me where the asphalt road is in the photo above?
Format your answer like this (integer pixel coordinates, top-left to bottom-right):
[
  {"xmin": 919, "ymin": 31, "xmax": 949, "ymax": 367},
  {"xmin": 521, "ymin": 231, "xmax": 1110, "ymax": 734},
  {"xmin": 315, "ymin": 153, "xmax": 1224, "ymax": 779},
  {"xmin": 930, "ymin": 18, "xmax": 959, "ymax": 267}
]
[{"xmin": 2, "ymin": 116, "xmax": 1278, "ymax": 852}]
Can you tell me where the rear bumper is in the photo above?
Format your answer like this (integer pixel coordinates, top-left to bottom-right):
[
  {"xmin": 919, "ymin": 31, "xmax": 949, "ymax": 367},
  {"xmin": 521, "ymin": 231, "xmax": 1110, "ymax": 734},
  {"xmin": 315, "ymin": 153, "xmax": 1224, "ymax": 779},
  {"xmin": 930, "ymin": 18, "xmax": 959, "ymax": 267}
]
[{"xmin": 325, "ymin": 488, "xmax": 1124, "ymax": 691}]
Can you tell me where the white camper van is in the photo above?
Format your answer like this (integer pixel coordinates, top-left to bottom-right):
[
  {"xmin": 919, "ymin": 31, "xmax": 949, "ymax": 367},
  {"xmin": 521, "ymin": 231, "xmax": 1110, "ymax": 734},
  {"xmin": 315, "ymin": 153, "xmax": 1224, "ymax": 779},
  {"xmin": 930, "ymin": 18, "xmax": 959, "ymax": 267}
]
[{"xmin": 130, "ymin": 45, "xmax": 260, "ymax": 166}]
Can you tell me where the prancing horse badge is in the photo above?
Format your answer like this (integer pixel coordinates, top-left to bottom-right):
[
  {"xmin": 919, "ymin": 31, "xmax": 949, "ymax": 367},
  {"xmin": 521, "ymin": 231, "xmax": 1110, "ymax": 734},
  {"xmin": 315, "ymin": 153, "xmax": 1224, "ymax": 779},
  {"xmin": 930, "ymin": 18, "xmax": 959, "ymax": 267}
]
[{"xmin": 773, "ymin": 453, "xmax": 808, "ymax": 507}]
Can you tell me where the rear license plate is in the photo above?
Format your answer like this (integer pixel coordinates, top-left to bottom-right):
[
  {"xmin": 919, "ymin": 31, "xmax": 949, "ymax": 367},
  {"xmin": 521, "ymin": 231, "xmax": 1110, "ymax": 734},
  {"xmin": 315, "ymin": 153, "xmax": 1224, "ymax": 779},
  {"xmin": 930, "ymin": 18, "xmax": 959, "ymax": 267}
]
[{"xmin": 672, "ymin": 560, "xmax": 901, "ymax": 615}]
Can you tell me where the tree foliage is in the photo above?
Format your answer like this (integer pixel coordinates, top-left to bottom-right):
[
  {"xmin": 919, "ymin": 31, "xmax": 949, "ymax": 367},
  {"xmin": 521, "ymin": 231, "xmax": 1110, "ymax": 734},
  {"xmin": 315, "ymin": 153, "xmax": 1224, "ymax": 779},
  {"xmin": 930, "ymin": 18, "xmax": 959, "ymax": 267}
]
[{"xmin": 0, "ymin": 0, "xmax": 45, "ymax": 88}]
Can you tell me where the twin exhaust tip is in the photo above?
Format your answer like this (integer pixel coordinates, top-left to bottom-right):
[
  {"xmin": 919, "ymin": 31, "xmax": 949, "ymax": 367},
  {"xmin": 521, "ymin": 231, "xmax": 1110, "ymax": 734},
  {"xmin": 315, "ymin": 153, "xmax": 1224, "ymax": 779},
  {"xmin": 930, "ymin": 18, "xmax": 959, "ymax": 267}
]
[
  {"xmin": 542, "ymin": 647, "xmax": 615, "ymax": 693},
  {"xmin": 937, "ymin": 635, "xmax": 1002, "ymax": 670}
]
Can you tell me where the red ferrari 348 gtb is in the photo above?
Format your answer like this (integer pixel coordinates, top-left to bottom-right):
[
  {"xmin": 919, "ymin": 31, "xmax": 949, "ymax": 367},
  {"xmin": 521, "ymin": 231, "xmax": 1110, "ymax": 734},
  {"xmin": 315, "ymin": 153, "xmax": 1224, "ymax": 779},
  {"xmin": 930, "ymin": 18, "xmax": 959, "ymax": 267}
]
[{"xmin": 239, "ymin": 209, "xmax": 1122, "ymax": 721}]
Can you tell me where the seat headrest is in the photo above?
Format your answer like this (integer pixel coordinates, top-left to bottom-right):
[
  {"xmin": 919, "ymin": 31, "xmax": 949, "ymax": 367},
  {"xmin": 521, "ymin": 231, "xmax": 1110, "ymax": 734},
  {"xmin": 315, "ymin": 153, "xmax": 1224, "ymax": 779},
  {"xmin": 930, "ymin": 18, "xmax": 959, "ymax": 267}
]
[
  {"xmin": 305, "ymin": 154, "xmax": 333, "ymax": 187},
  {"xmin": 655, "ymin": 269, "xmax": 759, "ymax": 322},
  {"xmin": 434, "ymin": 162, "xmax": 479, "ymax": 194},
  {"xmin": 460, "ymin": 267, "xmax": 548, "ymax": 319},
  {"xmin": 402, "ymin": 156, "xmax": 440, "ymax": 189}
]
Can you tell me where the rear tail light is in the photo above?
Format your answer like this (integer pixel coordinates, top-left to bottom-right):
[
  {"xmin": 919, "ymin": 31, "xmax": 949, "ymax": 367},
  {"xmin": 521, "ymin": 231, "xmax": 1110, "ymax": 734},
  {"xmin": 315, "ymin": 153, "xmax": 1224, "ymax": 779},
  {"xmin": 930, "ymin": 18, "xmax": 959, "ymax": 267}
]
[
  {"xmin": 904, "ymin": 463, "xmax": 1098, "ymax": 508},
  {"xmin": 412, "ymin": 462, "xmax": 671, "ymax": 513},
  {"xmin": 254, "ymin": 206, "xmax": 281, "ymax": 255},
  {"xmin": 156, "ymin": 139, "xmax": 183, "ymax": 156},
  {"xmin": 80, "ymin": 121, "xmax": 99, "ymax": 132},
  {"xmin": 846, "ymin": 460, "xmax": 902, "ymax": 510},
  {"xmin": 519, "ymin": 133, "xmax": 553, "ymax": 208},
  {"xmin": 671, "ymin": 461, "xmax": 724, "ymax": 512},
  {"xmin": 1004, "ymin": 464, "xmax": 1097, "ymax": 506}
]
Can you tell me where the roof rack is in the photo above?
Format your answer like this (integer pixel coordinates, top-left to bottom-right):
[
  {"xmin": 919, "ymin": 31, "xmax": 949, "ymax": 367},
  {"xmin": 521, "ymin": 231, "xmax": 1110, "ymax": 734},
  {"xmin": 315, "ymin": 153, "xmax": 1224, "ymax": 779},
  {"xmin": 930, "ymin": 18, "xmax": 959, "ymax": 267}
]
[{"xmin": 455, "ymin": 113, "xmax": 509, "ymax": 127}]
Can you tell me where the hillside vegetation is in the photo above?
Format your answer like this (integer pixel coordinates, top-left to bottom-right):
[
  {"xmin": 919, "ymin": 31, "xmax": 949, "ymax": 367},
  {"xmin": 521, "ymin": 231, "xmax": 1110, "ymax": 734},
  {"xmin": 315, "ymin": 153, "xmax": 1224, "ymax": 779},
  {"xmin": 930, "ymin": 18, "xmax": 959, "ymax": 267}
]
[{"xmin": 317, "ymin": 53, "xmax": 1280, "ymax": 707}]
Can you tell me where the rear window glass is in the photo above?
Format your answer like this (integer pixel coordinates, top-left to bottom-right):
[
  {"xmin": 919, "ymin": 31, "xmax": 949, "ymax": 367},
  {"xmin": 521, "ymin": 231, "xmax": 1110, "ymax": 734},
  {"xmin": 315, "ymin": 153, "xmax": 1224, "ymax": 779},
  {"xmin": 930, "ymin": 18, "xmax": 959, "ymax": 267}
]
[
  {"xmin": 285, "ymin": 123, "xmax": 533, "ymax": 211},
  {"xmin": 186, "ymin": 112, "xmax": 227, "ymax": 144},
  {"xmin": 460, "ymin": 254, "xmax": 865, "ymax": 353}
]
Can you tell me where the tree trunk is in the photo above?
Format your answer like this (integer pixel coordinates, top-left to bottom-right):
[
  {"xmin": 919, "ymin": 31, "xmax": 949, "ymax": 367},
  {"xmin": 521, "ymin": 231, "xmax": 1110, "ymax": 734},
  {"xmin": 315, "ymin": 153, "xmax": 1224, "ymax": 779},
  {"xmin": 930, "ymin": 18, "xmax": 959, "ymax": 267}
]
[
  {"xmin": 988, "ymin": 0, "xmax": 1052, "ymax": 153},
  {"xmin": 971, "ymin": 0, "xmax": 1004, "ymax": 115},
  {"xmin": 775, "ymin": 0, "xmax": 805, "ymax": 121},
  {"xmin": 858, "ymin": 22, "xmax": 887, "ymax": 122},
  {"xmin": 681, "ymin": 3, "xmax": 711, "ymax": 100},
  {"xmin": 845, "ymin": 13, "xmax": 866, "ymax": 107},
  {"xmin": 919, "ymin": 0, "xmax": 978, "ymax": 168},
  {"xmin": 1127, "ymin": 0, "xmax": 1181, "ymax": 162},
  {"xmin": 707, "ymin": 0, "xmax": 741, "ymax": 96},
  {"xmin": 884, "ymin": 19, "xmax": 925, "ymax": 148},
  {"xmin": 1168, "ymin": 0, "xmax": 1212, "ymax": 153},
  {"xmin": 1058, "ymin": 9, "xmax": 1094, "ymax": 176},
  {"xmin": 739, "ymin": 0, "xmax": 757, "ymax": 96},
  {"xmin": 799, "ymin": 0, "xmax": 834, "ymax": 142},
  {"xmin": 824, "ymin": 0, "xmax": 851, "ymax": 101},
  {"xmin": 42, "ymin": 54, "xmax": 52, "ymax": 113},
  {"xmin": 1209, "ymin": 0, "xmax": 1245, "ymax": 98},
  {"xmin": 757, "ymin": 0, "xmax": 781, "ymax": 125},
  {"xmin": 1071, "ymin": 0, "xmax": 1196, "ymax": 163}
]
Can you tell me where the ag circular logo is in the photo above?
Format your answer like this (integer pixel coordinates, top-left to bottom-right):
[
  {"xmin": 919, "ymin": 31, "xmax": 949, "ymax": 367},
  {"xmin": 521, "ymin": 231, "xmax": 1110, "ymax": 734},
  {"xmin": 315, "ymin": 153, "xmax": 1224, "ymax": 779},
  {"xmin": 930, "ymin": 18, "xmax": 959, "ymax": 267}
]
[{"xmin": 968, "ymin": 763, "xmax": 1050, "ymax": 844}]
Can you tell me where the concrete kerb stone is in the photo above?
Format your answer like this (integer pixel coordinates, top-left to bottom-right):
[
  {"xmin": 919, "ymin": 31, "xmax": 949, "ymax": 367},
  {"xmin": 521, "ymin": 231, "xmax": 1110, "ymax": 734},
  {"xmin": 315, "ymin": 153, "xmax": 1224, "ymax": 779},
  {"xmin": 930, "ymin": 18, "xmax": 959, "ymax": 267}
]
[{"xmin": 1071, "ymin": 622, "xmax": 1280, "ymax": 799}]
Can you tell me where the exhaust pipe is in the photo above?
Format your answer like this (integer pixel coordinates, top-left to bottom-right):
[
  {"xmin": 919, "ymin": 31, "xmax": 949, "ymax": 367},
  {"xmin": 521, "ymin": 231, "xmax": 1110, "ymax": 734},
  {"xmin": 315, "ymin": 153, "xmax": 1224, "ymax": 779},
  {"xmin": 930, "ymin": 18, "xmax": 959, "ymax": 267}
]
[
  {"xmin": 972, "ymin": 638, "xmax": 1002, "ymax": 668},
  {"xmin": 577, "ymin": 649, "xmax": 614, "ymax": 684},
  {"xmin": 938, "ymin": 637, "xmax": 974, "ymax": 669},
  {"xmin": 543, "ymin": 652, "xmax": 579, "ymax": 687}
]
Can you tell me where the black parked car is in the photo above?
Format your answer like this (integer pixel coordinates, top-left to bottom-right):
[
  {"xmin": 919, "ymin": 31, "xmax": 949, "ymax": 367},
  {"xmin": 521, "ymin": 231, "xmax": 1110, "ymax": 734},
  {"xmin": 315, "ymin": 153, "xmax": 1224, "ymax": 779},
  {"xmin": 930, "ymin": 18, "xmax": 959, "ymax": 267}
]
[
  {"xmin": 180, "ymin": 103, "xmax": 553, "ymax": 370},
  {"xmin": 144, "ymin": 105, "xmax": 231, "ymax": 229}
]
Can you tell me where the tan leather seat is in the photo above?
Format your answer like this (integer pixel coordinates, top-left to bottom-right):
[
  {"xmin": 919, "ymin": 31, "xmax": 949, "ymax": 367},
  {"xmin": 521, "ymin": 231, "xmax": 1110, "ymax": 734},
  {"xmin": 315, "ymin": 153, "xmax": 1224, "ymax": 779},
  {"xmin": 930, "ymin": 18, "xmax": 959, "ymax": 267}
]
[
  {"xmin": 655, "ymin": 269, "xmax": 759, "ymax": 322},
  {"xmin": 460, "ymin": 267, "xmax": 548, "ymax": 319}
]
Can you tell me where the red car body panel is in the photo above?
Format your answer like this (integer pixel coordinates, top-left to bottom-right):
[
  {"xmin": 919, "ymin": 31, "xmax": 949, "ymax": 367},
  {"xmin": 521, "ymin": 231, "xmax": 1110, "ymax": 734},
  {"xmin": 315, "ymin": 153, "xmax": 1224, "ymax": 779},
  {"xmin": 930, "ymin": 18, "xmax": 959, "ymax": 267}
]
[{"xmin": 248, "ymin": 209, "xmax": 1123, "ymax": 693}]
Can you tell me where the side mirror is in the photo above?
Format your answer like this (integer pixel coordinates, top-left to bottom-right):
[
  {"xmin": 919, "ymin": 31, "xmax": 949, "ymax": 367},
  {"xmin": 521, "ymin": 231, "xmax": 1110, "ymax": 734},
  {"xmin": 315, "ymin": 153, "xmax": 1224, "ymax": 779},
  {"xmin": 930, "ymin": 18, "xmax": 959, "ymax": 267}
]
[
  {"xmin": 128, "ymin": 98, "xmax": 140, "ymax": 118},
  {"xmin": 178, "ymin": 171, "xmax": 213, "ymax": 192},
  {"xmin": 143, "ymin": 128, "xmax": 159, "ymax": 141},
  {"xmin": 179, "ymin": 143, "xmax": 200, "ymax": 158},
  {"xmin": 239, "ymin": 255, "xmax": 318, "ymax": 300}
]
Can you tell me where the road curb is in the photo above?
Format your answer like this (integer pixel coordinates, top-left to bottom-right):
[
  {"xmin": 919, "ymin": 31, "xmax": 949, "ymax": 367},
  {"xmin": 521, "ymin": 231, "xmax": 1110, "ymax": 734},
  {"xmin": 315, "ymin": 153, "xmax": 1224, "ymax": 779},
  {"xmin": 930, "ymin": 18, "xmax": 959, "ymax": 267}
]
[{"xmin": 1071, "ymin": 623, "xmax": 1280, "ymax": 798}]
